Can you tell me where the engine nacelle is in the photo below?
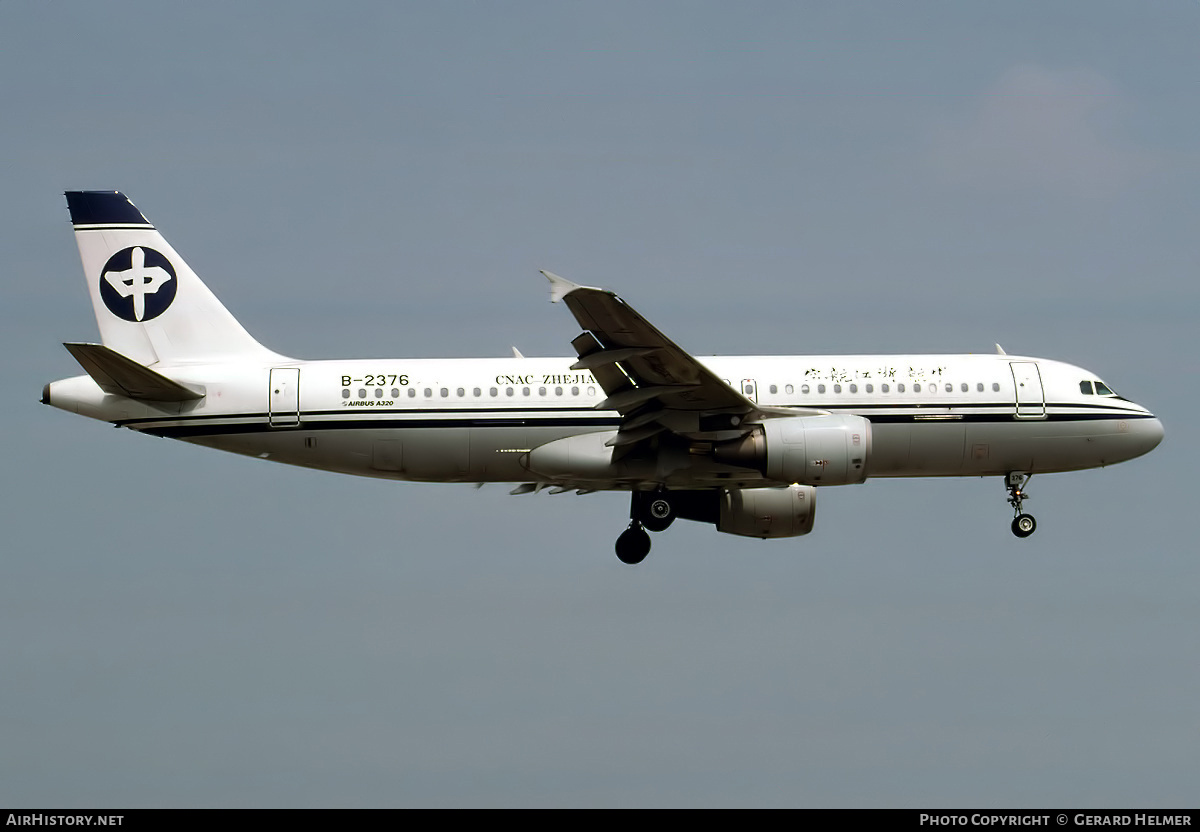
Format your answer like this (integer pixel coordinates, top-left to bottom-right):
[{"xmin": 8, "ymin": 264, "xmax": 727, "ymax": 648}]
[
  {"xmin": 717, "ymin": 484, "xmax": 816, "ymax": 538},
  {"xmin": 714, "ymin": 414, "xmax": 871, "ymax": 485}
]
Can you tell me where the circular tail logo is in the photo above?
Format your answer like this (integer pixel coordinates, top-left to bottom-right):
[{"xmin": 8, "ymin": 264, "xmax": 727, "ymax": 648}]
[{"xmin": 99, "ymin": 246, "xmax": 177, "ymax": 322}]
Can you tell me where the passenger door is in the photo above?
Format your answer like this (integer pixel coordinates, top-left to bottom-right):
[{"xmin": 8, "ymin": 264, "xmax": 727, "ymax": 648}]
[
  {"xmin": 1010, "ymin": 362, "xmax": 1045, "ymax": 419},
  {"xmin": 269, "ymin": 368, "xmax": 300, "ymax": 427}
]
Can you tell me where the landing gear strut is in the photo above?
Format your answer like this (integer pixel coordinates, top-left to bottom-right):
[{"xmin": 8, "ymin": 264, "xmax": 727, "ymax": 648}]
[{"xmin": 1006, "ymin": 472, "xmax": 1037, "ymax": 538}]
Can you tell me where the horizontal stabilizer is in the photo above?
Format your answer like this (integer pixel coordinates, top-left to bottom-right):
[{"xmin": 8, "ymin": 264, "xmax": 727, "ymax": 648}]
[{"xmin": 63, "ymin": 343, "xmax": 204, "ymax": 402}]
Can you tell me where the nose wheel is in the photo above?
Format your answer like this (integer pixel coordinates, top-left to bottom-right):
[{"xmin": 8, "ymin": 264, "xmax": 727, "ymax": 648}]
[
  {"xmin": 1006, "ymin": 472, "xmax": 1037, "ymax": 538},
  {"xmin": 1011, "ymin": 513, "xmax": 1036, "ymax": 537}
]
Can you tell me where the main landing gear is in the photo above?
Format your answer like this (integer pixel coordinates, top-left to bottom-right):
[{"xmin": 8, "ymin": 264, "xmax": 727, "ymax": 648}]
[
  {"xmin": 1006, "ymin": 472, "xmax": 1037, "ymax": 538},
  {"xmin": 614, "ymin": 491, "xmax": 678, "ymax": 564},
  {"xmin": 615, "ymin": 523, "xmax": 651, "ymax": 565}
]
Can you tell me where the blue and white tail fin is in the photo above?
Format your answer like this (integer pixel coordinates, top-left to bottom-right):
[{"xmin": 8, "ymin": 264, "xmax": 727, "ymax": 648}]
[{"xmin": 65, "ymin": 191, "xmax": 284, "ymax": 366}]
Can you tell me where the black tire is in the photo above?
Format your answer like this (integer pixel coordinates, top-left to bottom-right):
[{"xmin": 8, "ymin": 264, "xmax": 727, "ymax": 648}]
[
  {"xmin": 641, "ymin": 497, "xmax": 675, "ymax": 533},
  {"xmin": 1011, "ymin": 514, "xmax": 1037, "ymax": 538},
  {"xmin": 615, "ymin": 525, "xmax": 651, "ymax": 564}
]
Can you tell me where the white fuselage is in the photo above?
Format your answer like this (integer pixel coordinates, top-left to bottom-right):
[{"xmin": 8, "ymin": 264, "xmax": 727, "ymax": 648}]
[
  {"xmin": 49, "ymin": 190, "xmax": 1166, "ymax": 556},
  {"xmin": 46, "ymin": 352, "xmax": 1164, "ymax": 488}
]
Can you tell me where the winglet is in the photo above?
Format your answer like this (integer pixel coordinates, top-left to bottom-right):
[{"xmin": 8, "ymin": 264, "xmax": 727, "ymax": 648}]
[
  {"xmin": 542, "ymin": 271, "xmax": 585, "ymax": 303},
  {"xmin": 995, "ymin": 344, "xmax": 1007, "ymax": 355}
]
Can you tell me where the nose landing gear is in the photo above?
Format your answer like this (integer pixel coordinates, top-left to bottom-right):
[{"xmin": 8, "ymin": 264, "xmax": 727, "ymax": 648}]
[{"xmin": 1006, "ymin": 472, "xmax": 1036, "ymax": 538}]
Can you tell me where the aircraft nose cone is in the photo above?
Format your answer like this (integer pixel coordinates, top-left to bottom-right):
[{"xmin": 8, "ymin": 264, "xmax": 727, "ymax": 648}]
[
  {"xmin": 1120, "ymin": 414, "xmax": 1164, "ymax": 462},
  {"xmin": 1141, "ymin": 416, "xmax": 1165, "ymax": 454}
]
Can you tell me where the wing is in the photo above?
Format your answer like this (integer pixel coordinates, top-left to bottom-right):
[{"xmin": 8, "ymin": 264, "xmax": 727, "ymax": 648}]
[{"xmin": 544, "ymin": 271, "xmax": 823, "ymax": 458}]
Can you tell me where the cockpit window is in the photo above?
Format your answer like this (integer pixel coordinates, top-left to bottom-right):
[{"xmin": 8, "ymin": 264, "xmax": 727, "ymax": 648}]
[
  {"xmin": 1094, "ymin": 381, "xmax": 1115, "ymax": 396},
  {"xmin": 1080, "ymin": 381, "xmax": 1094, "ymax": 395}
]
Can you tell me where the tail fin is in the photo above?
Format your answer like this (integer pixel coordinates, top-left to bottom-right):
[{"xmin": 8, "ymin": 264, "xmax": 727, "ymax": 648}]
[{"xmin": 65, "ymin": 191, "xmax": 283, "ymax": 365}]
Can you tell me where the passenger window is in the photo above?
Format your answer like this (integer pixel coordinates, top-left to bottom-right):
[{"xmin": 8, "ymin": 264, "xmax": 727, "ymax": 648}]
[
  {"xmin": 1080, "ymin": 381, "xmax": 1094, "ymax": 395},
  {"xmin": 457, "ymin": 387, "xmax": 465, "ymax": 397},
  {"xmin": 817, "ymin": 384, "xmax": 826, "ymax": 394},
  {"xmin": 898, "ymin": 383, "xmax": 905, "ymax": 393},
  {"xmin": 913, "ymin": 383, "xmax": 921, "ymax": 392},
  {"xmin": 769, "ymin": 384, "xmax": 778, "ymax": 394},
  {"xmin": 587, "ymin": 386, "xmax": 596, "ymax": 396},
  {"xmin": 572, "ymin": 386, "xmax": 580, "ymax": 396},
  {"xmin": 833, "ymin": 384, "xmax": 842, "ymax": 393},
  {"xmin": 522, "ymin": 387, "xmax": 530, "ymax": 396},
  {"xmin": 992, "ymin": 383, "xmax": 1000, "ymax": 392},
  {"xmin": 342, "ymin": 389, "xmax": 350, "ymax": 399},
  {"xmin": 849, "ymin": 384, "xmax": 857, "ymax": 393},
  {"xmin": 375, "ymin": 388, "xmax": 383, "ymax": 398},
  {"xmin": 423, "ymin": 388, "xmax": 432, "ymax": 398},
  {"xmin": 744, "ymin": 384, "xmax": 754, "ymax": 395},
  {"xmin": 473, "ymin": 388, "xmax": 481, "ymax": 397},
  {"xmin": 881, "ymin": 383, "xmax": 889, "ymax": 393},
  {"xmin": 489, "ymin": 387, "xmax": 498, "ymax": 397},
  {"xmin": 946, "ymin": 383, "xmax": 953, "ymax": 393},
  {"xmin": 785, "ymin": 384, "xmax": 794, "ymax": 394},
  {"xmin": 408, "ymin": 388, "xmax": 417, "ymax": 398},
  {"xmin": 539, "ymin": 387, "xmax": 547, "ymax": 396},
  {"xmin": 440, "ymin": 388, "xmax": 449, "ymax": 398},
  {"xmin": 506, "ymin": 388, "xmax": 514, "ymax": 397},
  {"xmin": 976, "ymin": 383, "xmax": 984, "ymax": 393},
  {"xmin": 801, "ymin": 384, "xmax": 810, "ymax": 394},
  {"xmin": 392, "ymin": 388, "xmax": 400, "ymax": 398},
  {"xmin": 865, "ymin": 384, "xmax": 873, "ymax": 393},
  {"xmin": 555, "ymin": 386, "xmax": 563, "ymax": 396},
  {"xmin": 358, "ymin": 388, "xmax": 367, "ymax": 398}
]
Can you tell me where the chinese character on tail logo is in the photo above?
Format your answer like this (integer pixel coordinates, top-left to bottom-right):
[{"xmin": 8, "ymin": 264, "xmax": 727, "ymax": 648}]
[{"xmin": 99, "ymin": 246, "xmax": 177, "ymax": 322}]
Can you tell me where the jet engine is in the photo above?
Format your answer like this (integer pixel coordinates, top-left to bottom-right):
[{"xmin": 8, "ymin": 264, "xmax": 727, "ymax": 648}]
[
  {"xmin": 717, "ymin": 484, "xmax": 816, "ymax": 538},
  {"xmin": 714, "ymin": 414, "xmax": 871, "ymax": 485}
]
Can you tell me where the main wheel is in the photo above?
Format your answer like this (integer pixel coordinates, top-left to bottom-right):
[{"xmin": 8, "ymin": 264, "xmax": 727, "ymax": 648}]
[
  {"xmin": 615, "ymin": 525, "xmax": 651, "ymax": 564},
  {"xmin": 1011, "ymin": 513, "xmax": 1037, "ymax": 538},
  {"xmin": 641, "ymin": 497, "xmax": 675, "ymax": 532}
]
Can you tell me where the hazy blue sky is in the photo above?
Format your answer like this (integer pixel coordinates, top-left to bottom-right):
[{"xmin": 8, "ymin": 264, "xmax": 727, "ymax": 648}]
[{"xmin": 2, "ymin": 1, "xmax": 1196, "ymax": 808}]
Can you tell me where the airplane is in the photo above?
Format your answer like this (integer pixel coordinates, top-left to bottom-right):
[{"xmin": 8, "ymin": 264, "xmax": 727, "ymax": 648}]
[{"xmin": 43, "ymin": 191, "xmax": 1164, "ymax": 564}]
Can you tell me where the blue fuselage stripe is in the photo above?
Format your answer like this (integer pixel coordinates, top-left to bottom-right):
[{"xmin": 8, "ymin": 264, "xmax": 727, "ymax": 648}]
[{"xmin": 118, "ymin": 404, "xmax": 1154, "ymax": 439}]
